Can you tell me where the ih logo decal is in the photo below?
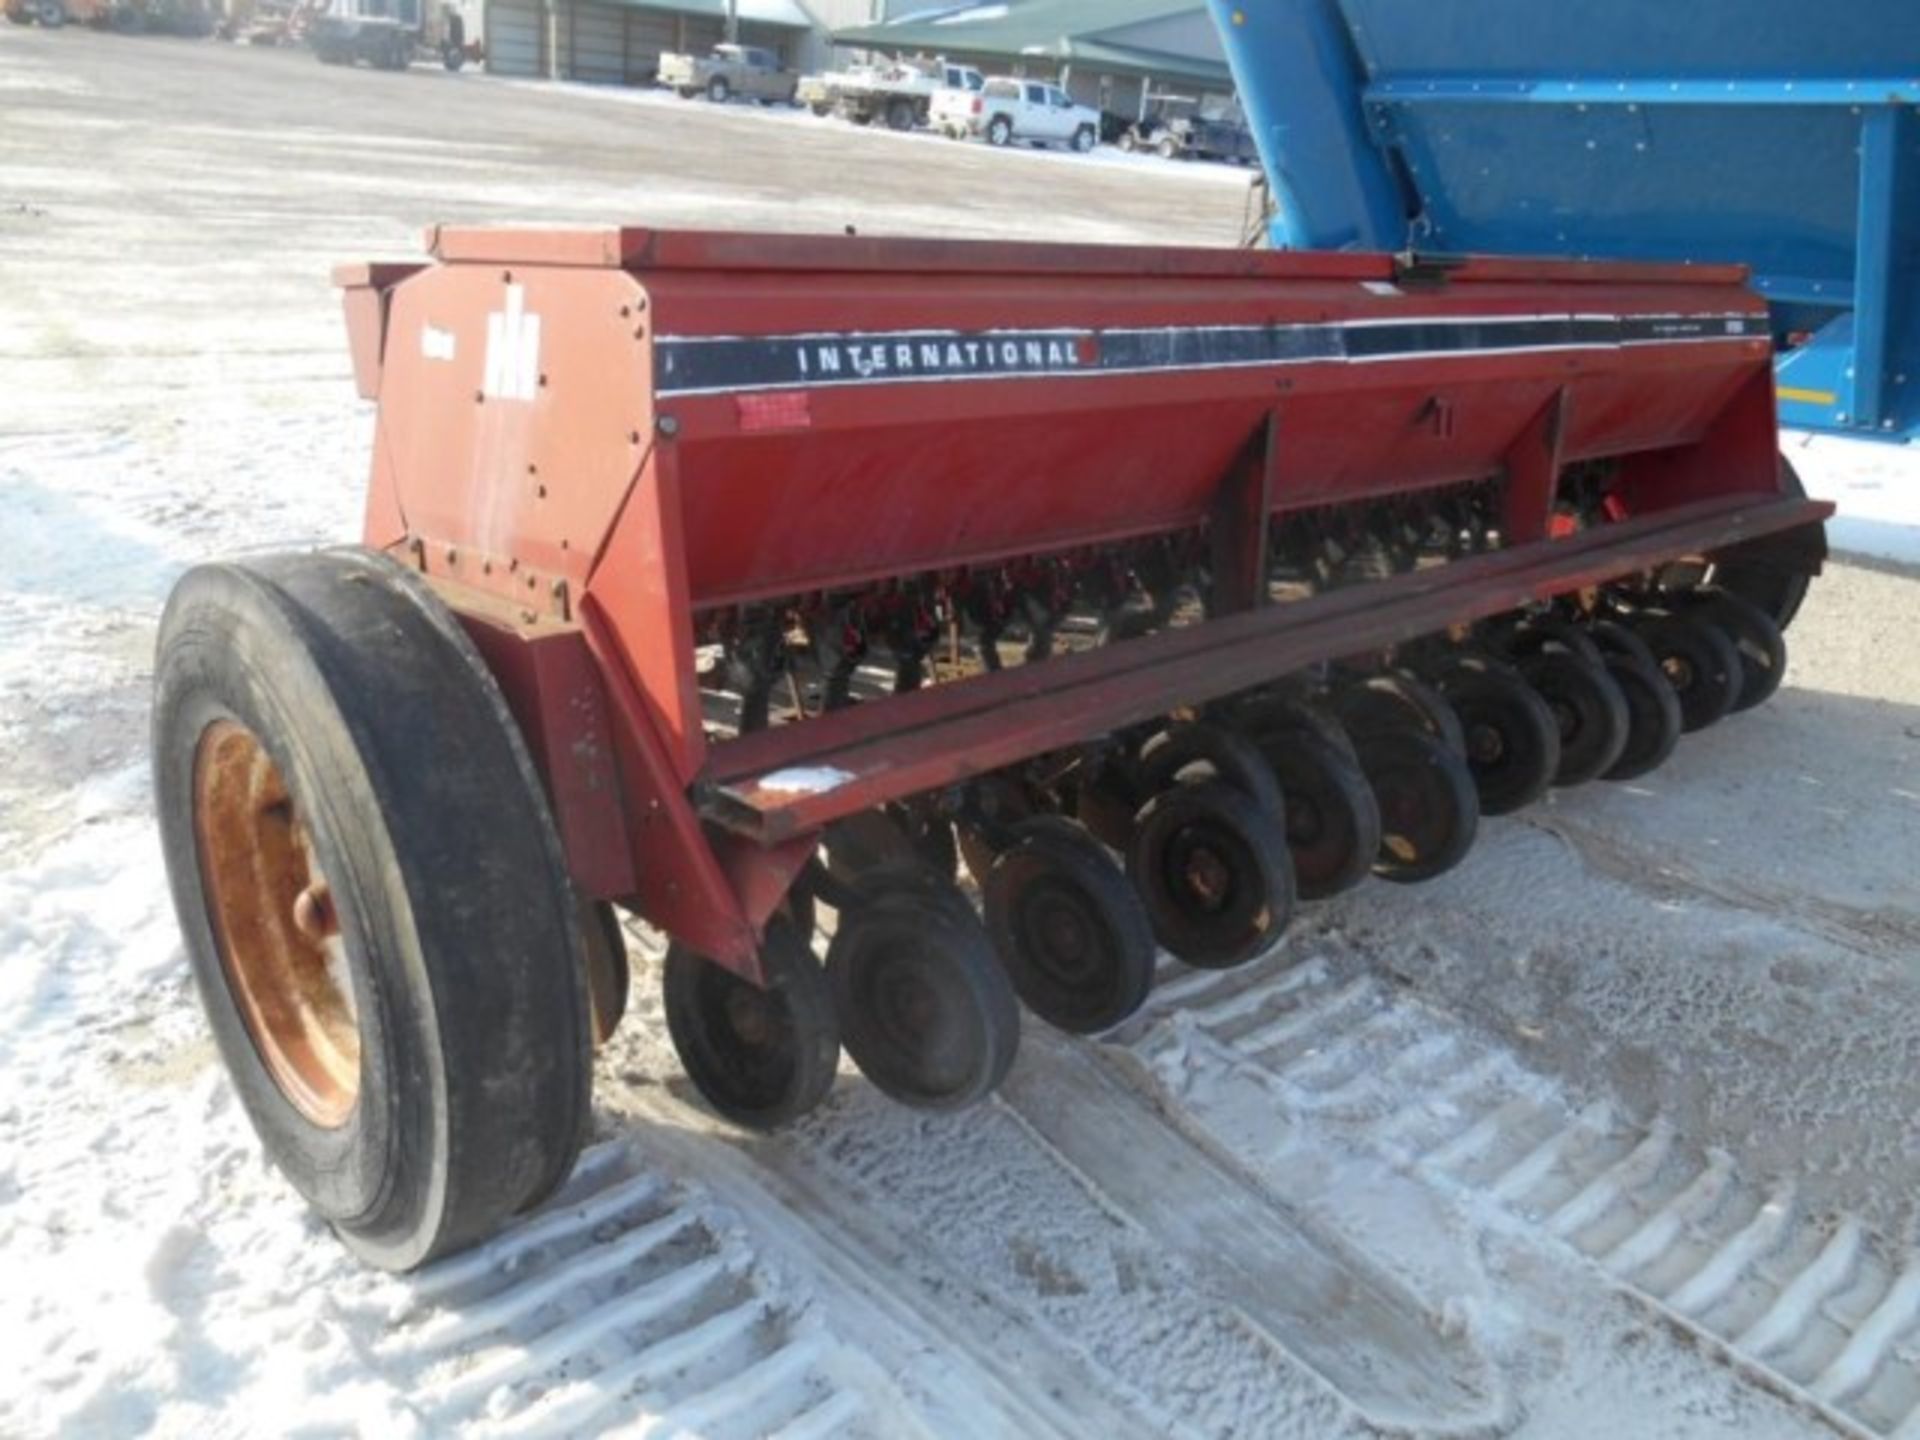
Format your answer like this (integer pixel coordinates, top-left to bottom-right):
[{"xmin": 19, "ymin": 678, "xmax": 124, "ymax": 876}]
[{"xmin": 483, "ymin": 284, "xmax": 542, "ymax": 402}]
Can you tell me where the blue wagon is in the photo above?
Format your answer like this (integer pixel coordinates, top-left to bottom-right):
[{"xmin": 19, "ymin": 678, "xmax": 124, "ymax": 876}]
[{"xmin": 1207, "ymin": 0, "xmax": 1920, "ymax": 441}]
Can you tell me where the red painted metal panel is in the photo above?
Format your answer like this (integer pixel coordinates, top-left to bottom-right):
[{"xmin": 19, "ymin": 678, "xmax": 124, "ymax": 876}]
[{"xmin": 454, "ymin": 600, "xmax": 639, "ymax": 903}]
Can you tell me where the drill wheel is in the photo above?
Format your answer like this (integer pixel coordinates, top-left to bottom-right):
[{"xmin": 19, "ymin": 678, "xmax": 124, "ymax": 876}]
[
  {"xmin": 1516, "ymin": 648, "xmax": 1630, "ymax": 787},
  {"xmin": 827, "ymin": 872, "xmax": 1020, "ymax": 1111},
  {"xmin": 984, "ymin": 817, "xmax": 1156, "ymax": 1034},
  {"xmin": 1253, "ymin": 726, "xmax": 1381, "ymax": 900},
  {"xmin": 1428, "ymin": 654, "xmax": 1561, "ymax": 816},
  {"xmin": 1331, "ymin": 669, "xmax": 1468, "ymax": 758},
  {"xmin": 1137, "ymin": 720, "xmax": 1286, "ymax": 816},
  {"xmin": 1622, "ymin": 607, "xmax": 1741, "ymax": 733},
  {"xmin": 664, "ymin": 917, "xmax": 841, "ymax": 1130},
  {"xmin": 1127, "ymin": 779, "xmax": 1296, "ymax": 969},
  {"xmin": 1679, "ymin": 588, "xmax": 1788, "ymax": 712},
  {"xmin": 1352, "ymin": 726, "xmax": 1479, "ymax": 884}
]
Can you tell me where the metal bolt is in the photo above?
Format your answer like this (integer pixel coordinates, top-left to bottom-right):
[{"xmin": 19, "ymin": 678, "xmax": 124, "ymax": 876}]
[{"xmin": 658, "ymin": 414, "xmax": 680, "ymax": 436}]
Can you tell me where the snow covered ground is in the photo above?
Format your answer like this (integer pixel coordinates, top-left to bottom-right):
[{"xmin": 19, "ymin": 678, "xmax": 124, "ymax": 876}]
[{"xmin": 3, "ymin": 27, "xmax": 1919, "ymax": 1440}]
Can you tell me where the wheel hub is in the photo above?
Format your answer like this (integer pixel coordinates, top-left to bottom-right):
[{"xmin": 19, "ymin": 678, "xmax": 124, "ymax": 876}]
[{"xmin": 193, "ymin": 721, "xmax": 360, "ymax": 1128}]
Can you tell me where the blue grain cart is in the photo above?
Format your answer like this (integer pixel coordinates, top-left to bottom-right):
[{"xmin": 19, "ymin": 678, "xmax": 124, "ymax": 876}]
[{"xmin": 1206, "ymin": 0, "xmax": 1919, "ymax": 441}]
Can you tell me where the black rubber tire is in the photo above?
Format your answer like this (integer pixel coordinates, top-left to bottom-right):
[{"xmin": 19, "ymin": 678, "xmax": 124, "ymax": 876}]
[
  {"xmin": 1127, "ymin": 780, "xmax": 1295, "ymax": 968},
  {"xmin": 707, "ymin": 76, "xmax": 731, "ymax": 103},
  {"xmin": 1255, "ymin": 727, "xmax": 1380, "ymax": 900},
  {"xmin": 886, "ymin": 97, "xmax": 915, "ymax": 131},
  {"xmin": 1490, "ymin": 612, "xmax": 1606, "ymax": 671},
  {"xmin": 152, "ymin": 549, "xmax": 592, "ymax": 1272},
  {"xmin": 1430, "ymin": 655, "xmax": 1561, "ymax": 816},
  {"xmin": 1072, "ymin": 125, "xmax": 1096, "ymax": 153},
  {"xmin": 1709, "ymin": 456, "xmax": 1820, "ymax": 632},
  {"xmin": 824, "ymin": 805, "xmax": 955, "ymax": 885},
  {"xmin": 1586, "ymin": 616, "xmax": 1661, "ymax": 672},
  {"xmin": 664, "ymin": 918, "xmax": 840, "ymax": 1130},
  {"xmin": 1625, "ymin": 608, "xmax": 1741, "ymax": 733},
  {"xmin": 985, "ymin": 819, "xmax": 1155, "ymax": 1033},
  {"xmin": 1137, "ymin": 720, "xmax": 1285, "ymax": 817},
  {"xmin": 1353, "ymin": 727, "xmax": 1479, "ymax": 883},
  {"xmin": 1599, "ymin": 653, "xmax": 1684, "ymax": 781},
  {"xmin": 1683, "ymin": 589, "xmax": 1787, "ymax": 712},
  {"xmin": 987, "ymin": 115, "xmax": 1013, "ymax": 146},
  {"xmin": 828, "ymin": 874, "xmax": 1020, "ymax": 1110},
  {"xmin": 582, "ymin": 900, "xmax": 630, "ymax": 1047},
  {"xmin": 1332, "ymin": 670, "xmax": 1467, "ymax": 758},
  {"xmin": 1518, "ymin": 649, "xmax": 1630, "ymax": 786},
  {"xmin": 1231, "ymin": 689, "xmax": 1360, "ymax": 763}
]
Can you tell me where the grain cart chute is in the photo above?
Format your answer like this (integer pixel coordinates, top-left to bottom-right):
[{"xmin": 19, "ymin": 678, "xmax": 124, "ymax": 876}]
[{"xmin": 154, "ymin": 226, "xmax": 1829, "ymax": 1268}]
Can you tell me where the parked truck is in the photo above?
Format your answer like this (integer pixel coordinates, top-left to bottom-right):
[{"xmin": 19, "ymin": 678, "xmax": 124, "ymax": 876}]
[
  {"xmin": 933, "ymin": 76, "xmax": 1101, "ymax": 151},
  {"xmin": 658, "ymin": 43, "xmax": 798, "ymax": 104},
  {"xmin": 309, "ymin": 0, "xmax": 466, "ymax": 68},
  {"xmin": 797, "ymin": 56, "xmax": 984, "ymax": 130}
]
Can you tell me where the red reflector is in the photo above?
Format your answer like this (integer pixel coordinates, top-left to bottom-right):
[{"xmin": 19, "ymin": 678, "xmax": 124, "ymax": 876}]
[
  {"xmin": 971, "ymin": 97, "xmax": 982, "ymax": 114},
  {"xmin": 736, "ymin": 390, "xmax": 812, "ymax": 431}
]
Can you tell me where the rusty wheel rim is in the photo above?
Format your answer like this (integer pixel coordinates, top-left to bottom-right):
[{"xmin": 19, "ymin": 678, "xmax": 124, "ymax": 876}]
[{"xmin": 194, "ymin": 721, "xmax": 360, "ymax": 1128}]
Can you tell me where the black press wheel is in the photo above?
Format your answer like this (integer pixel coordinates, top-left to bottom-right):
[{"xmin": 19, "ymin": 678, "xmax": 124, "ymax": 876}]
[
  {"xmin": 1253, "ymin": 727, "xmax": 1380, "ymax": 900},
  {"xmin": 985, "ymin": 818, "xmax": 1155, "ymax": 1033},
  {"xmin": 665, "ymin": 918, "xmax": 840, "ymax": 1129},
  {"xmin": 1331, "ymin": 670, "xmax": 1467, "ymax": 758},
  {"xmin": 1229, "ymin": 689, "xmax": 1358, "ymax": 762},
  {"xmin": 1516, "ymin": 649, "xmax": 1630, "ymax": 786},
  {"xmin": 1430, "ymin": 655, "xmax": 1561, "ymax": 816},
  {"xmin": 828, "ymin": 874, "xmax": 1020, "ymax": 1110},
  {"xmin": 824, "ymin": 805, "xmax": 957, "ymax": 886},
  {"xmin": 1597, "ymin": 653, "xmax": 1684, "ymax": 781},
  {"xmin": 1352, "ymin": 727, "xmax": 1479, "ymax": 883},
  {"xmin": 1681, "ymin": 588, "xmax": 1787, "ymax": 712},
  {"xmin": 152, "ymin": 549, "xmax": 592, "ymax": 1272},
  {"xmin": 1137, "ymin": 719, "xmax": 1286, "ymax": 816},
  {"xmin": 1127, "ymin": 780, "xmax": 1295, "ymax": 968},
  {"xmin": 1708, "ymin": 456, "xmax": 1823, "ymax": 632},
  {"xmin": 1623, "ymin": 607, "xmax": 1740, "ymax": 733}
]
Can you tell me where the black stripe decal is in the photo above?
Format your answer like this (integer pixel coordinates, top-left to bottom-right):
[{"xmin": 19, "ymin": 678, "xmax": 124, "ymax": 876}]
[{"xmin": 654, "ymin": 313, "xmax": 1766, "ymax": 397}]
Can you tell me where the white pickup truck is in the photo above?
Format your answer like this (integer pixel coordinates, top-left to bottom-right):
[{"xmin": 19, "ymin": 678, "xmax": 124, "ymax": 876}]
[{"xmin": 932, "ymin": 76, "xmax": 1101, "ymax": 152}]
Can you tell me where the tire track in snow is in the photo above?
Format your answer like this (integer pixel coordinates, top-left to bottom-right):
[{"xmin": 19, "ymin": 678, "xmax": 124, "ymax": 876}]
[
  {"xmin": 337, "ymin": 1139, "xmax": 924, "ymax": 1439},
  {"xmin": 1118, "ymin": 956, "xmax": 1920, "ymax": 1439}
]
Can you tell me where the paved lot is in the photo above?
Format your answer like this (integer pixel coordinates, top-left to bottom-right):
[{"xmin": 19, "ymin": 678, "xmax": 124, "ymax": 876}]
[{"xmin": 4, "ymin": 26, "xmax": 1920, "ymax": 1440}]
